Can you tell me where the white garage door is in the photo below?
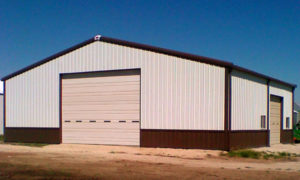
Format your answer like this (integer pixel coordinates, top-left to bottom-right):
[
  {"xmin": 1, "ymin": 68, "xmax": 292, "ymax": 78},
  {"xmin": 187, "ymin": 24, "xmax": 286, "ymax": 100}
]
[
  {"xmin": 62, "ymin": 70, "xmax": 140, "ymax": 146},
  {"xmin": 270, "ymin": 96, "xmax": 281, "ymax": 145}
]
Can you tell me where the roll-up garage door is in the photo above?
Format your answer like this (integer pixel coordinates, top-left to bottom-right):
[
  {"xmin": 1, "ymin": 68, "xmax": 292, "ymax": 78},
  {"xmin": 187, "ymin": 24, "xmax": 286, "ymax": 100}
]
[
  {"xmin": 269, "ymin": 96, "xmax": 282, "ymax": 145},
  {"xmin": 62, "ymin": 70, "xmax": 140, "ymax": 146}
]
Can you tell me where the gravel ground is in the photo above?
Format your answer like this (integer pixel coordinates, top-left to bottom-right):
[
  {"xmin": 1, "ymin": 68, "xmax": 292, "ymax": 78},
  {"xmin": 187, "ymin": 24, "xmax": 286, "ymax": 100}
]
[{"xmin": 0, "ymin": 143, "xmax": 299, "ymax": 179}]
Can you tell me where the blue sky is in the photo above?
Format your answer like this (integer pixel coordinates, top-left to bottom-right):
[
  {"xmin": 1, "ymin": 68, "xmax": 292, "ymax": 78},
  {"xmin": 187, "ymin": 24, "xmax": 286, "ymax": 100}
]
[{"xmin": 0, "ymin": 0, "xmax": 299, "ymax": 102}]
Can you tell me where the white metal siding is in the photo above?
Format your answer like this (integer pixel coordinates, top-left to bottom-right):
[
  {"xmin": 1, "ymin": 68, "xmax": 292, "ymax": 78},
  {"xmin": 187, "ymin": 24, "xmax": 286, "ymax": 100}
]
[
  {"xmin": 5, "ymin": 41, "xmax": 225, "ymax": 130},
  {"xmin": 231, "ymin": 70, "xmax": 268, "ymax": 130},
  {"xmin": 269, "ymin": 82, "xmax": 293, "ymax": 130},
  {"xmin": 0, "ymin": 95, "xmax": 3, "ymax": 135}
]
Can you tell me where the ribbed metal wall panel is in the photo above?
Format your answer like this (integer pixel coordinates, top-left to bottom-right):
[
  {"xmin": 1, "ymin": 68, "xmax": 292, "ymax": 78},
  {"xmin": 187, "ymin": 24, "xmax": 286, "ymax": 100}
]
[
  {"xmin": 6, "ymin": 41, "xmax": 225, "ymax": 130},
  {"xmin": 0, "ymin": 95, "xmax": 3, "ymax": 135},
  {"xmin": 269, "ymin": 82, "xmax": 293, "ymax": 130},
  {"xmin": 231, "ymin": 70, "xmax": 268, "ymax": 130}
]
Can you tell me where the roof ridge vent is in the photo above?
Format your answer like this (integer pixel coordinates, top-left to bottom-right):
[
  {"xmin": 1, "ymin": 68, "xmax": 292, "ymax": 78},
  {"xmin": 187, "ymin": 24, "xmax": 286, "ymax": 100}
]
[{"xmin": 94, "ymin": 35, "xmax": 101, "ymax": 41}]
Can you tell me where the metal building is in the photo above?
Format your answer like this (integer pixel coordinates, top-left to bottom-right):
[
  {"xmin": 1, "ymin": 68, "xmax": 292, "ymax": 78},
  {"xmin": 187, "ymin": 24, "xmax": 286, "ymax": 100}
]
[{"xmin": 1, "ymin": 35, "xmax": 296, "ymax": 150}]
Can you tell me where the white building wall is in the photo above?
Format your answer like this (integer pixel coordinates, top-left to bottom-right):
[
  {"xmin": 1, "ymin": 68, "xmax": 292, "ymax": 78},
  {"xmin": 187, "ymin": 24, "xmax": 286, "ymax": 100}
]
[
  {"xmin": 0, "ymin": 94, "xmax": 3, "ymax": 135},
  {"xmin": 0, "ymin": 81, "xmax": 3, "ymax": 93},
  {"xmin": 269, "ymin": 82, "xmax": 293, "ymax": 130},
  {"xmin": 231, "ymin": 70, "xmax": 268, "ymax": 130},
  {"xmin": 5, "ymin": 41, "xmax": 225, "ymax": 130}
]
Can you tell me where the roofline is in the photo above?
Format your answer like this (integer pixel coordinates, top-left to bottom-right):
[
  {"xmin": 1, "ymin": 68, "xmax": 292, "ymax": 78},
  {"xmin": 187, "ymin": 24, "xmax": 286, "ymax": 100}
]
[
  {"xmin": 1, "ymin": 37, "xmax": 95, "ymax": 81},
  {"xmin": 1, "ymin": 35, "xmax": 297, "ymax": 88},
  {"xmin": 233, "ymin": 65, "xmax": 296, "ymax": 88}
]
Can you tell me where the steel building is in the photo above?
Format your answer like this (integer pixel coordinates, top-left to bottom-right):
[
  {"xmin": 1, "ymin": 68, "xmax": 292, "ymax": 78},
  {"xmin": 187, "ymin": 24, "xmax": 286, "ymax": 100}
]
[{"xmin": 1, "ymin": 35, "xmax": 296, "ymax": 150}]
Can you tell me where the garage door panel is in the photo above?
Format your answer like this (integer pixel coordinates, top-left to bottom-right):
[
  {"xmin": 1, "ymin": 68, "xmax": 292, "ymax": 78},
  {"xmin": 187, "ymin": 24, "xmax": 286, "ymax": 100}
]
[
  {"xmin": 62, "ymin": 72, "xmax": 140, "ymax": 146},
  {"xmin": 62, "ymin": 91, "xmax": 140, "ymax": 97},
  {"xmin": 63, "ymin": 131, "xmax": 139, "ymax": 138},
  {"xmin": 63, "ymin": 84, "xmax": 140, "ymax": 92},
  {"xmin": 63, "ymin": 75, "xmax": 140, "ymax": 84},
  {"xmin": 62, "ymin": 101, "xmax": 139, "ymax": 106},
  {"xmin": 63, "ymin": 122, "xmax": 140, "ymax": 129},
  {"xmin": 62, "ymin": 104, "xmax": 139, "ymax": 111},
  {"xmin": 63, "ymin": 80, "xmax": 139, "ymax": 86},
  {"xmin": 64, "ymin": 139, "xmax": 139, "ymax": 146},
  {"xmin": 270, "ymin": 96, "xmax": 282, "ymax": 145},
  {"xmin": 63, "ymin": 113, "xmax": 140, "ymax": 120},
  {"xmin": 62, "ymin": 95, "xmax": 140, "ymax": 102}
]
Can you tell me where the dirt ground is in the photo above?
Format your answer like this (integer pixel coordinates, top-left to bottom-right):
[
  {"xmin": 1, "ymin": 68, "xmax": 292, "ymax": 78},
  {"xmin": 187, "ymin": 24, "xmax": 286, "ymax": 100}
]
[{"xmin": 0, "ymin": 143, "xmax": 300, "ymax": 179}]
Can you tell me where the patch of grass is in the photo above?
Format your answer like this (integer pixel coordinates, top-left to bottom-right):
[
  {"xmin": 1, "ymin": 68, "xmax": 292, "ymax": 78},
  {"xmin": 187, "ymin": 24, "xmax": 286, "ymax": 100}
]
[
  {"xmin": 224, "ymin": 149, "xmax": 300, "ymax": 160},
  {"xmin": 9, "ymin": 142, "xmax": 48, "ymax": 147},
  {"xmin": 228, "ymin": 149, "xmax": 261, "ymax": 159},
  {"xmin": 0, "ymin": 136, "xmax": 48, "ymax": 147},
  {"xmin": 109, "ymin": 151, "xmax": 126, "ymax": 154}
]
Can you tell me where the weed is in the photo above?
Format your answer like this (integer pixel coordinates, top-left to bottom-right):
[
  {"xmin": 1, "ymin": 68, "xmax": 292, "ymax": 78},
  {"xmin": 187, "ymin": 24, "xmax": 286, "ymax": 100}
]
[
  {"xmin": 10, "ymin": 142, "xmax": 48, "ymax": 147},
  {"xmin": 225, "ymin": 149, "xmax": 300, "ymax": 160},
  {"xmin": 228, "ymin": 149, "xmax": 261, "ymax": 159}
]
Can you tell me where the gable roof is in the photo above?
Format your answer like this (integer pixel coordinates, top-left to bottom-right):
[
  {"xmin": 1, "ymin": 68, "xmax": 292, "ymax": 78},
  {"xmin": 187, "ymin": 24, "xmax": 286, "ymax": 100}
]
[{"xmin": 1, "ymin": 35, "xmax": 297, "ymax": 88}]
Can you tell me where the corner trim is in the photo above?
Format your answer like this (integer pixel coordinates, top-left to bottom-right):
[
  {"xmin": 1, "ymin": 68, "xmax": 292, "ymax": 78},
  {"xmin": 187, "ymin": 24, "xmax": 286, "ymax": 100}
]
[
  {"xmin": 3, "ymin": 81, "xmax": 5, "ymax": 140},
  {"xmin": 224, "ymin": 68, "xmax": 232, "ymax": 151},
  {"xmin": 267, "ymin": 80, "xmax": 270, "ymax": 146},
  {"xmin": 59, "ymin": 74, "xmax": 62, "ymax": 143}
]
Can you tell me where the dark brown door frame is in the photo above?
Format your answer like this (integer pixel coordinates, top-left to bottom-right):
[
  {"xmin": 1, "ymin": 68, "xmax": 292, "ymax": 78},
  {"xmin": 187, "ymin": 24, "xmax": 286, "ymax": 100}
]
[
  {"xmin": 224, "ymin": 68, "xmax": 232, "ymax": 151},
  {"xmin": 270, "ymin": 94, "xmax": 284, "ymax": 144},
  {"xmin": 58, "ymin": 68, "xmax": 141, "ymax": 144}
]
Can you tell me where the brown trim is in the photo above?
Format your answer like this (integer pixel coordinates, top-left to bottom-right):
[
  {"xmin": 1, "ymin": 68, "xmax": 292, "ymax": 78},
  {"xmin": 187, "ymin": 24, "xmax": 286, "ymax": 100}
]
[
  {"xmin": 59, "ymin": 74, "xmax": 62, "ymax": 143},
  {"xmin": 1, "ymin": 35, "xmax": 296, "ymax": 89},
  {"xmin": 60, "ymin": 68, "xmax": 141, "ymax": 77},
  {"xmin": 99, "ymin": 36, "xmax": 233, "ymax": 68},
  {"xmin": 140, "ymin": 129, "xmax": 226, "ymax": 150},
  {"xmin": 280, "ymin": 130, "xmax": 293, "ymax": 144},
  {"xmin": 231, "ymin": 130, "xmax": 269, "ymax": 133},
  {"xmin": 224, "ymin": 68, "xmax": 231, "ymax": 151},
  {"xmin": 267, "ymin": 80, "xmax": 270, "ymax": 146},
  {"xmin": 4, "ymin": 128, "xmax": 60, "ymax": 144},
  {"xmin": 1, "ymin": 38, "xmax": 95, "ymax": 81},
  {"xmin": 224, "ymin": 69, "xmax": 229, "ymax": 150},
  {"xmin": 233, "ymin": 65, "xmax": 296, "ymax": 88},
  {"xmin": 3, "ymin": 81, "xmax": 5, "ymax": 140},
  {"xmin": 230, "ymin": 130, "xmax": 268, "ymax": 149}
]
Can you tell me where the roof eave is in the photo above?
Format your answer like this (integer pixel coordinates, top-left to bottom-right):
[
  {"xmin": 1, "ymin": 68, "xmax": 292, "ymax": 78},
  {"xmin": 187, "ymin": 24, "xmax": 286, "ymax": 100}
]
[
  {"xmin": 1, "ymin": 37, "xmax": 95, "ymax": 81},
  {"xmin": 1, "ymin": 35, "xmax": 297, "ymax": 89}
]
